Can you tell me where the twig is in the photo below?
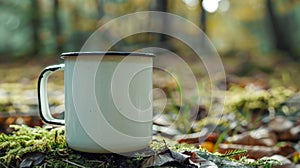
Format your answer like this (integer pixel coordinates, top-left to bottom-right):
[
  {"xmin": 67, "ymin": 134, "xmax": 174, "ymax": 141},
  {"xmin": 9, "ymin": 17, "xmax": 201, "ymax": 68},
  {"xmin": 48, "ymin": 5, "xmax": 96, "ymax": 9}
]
[
  {"xmin": 86, "ymin": 160, "xmax": 105, "ymax": 166},
  {"xmin": 62, "ymin": 159, "xmax": 86, "ymax": 168},
  {"xmin": 163, "ymin": 139, "xmax": 168, "ymax": 148},
  {"xmin": 0, "ymin": 161, "xmax": 8, "ymax": 168}
]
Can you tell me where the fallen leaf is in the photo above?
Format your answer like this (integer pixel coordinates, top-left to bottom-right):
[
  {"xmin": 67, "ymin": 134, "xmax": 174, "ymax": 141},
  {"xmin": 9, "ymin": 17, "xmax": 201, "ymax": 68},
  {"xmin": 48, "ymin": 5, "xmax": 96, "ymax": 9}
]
[
  {"xmin": 153, "ymin": 114, "xmax": 172, "ymax": 126},
  {"xmin": 175, "ymin": 127, "xmax": 217, "ymax": 144},
  {"xmin": 276, "ymin": 125, "xmax": 300, "ymax": 141},
  {"xmin": 206, "ymin": 133, "xmax": 219, "ymax": 143},
  {"xmin": 20, "ymin": 152, "xmax": 45, "ymax": 168},
  {"xmin": 268, "ymin": 116, "xmax": 293, "ymax": 132},
  {"xmin": 226, "ymin": 128, "xmax": 277, "ymax": 146},
  {"xmin": 277, "ymin": 143, "xmax": 296, "ymax": 156},
  {"xmin": 183, "ymin": 151, "xmax": 218, "ymax": 168},
  {"xmin": 153, "ymin": 125, "xmax": 182, "ymax": 138},
  {"xmin": 200, "ymin": 141, "xmax": 214, "ymax": 152},
  {"xmin": 182, "ymin": 151, "xmax": 206, "ymax": 164},
  {"xmin": 141, "ymin": 148, "xmax": 199, "ymax": 168},
  {"xmin": 20, "ymin": 158, "xmax": 33, "ymax": 168}
]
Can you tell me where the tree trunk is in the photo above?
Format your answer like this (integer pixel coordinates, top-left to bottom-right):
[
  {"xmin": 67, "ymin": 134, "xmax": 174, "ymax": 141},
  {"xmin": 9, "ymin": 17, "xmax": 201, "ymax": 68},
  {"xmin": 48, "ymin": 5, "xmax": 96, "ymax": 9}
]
[
  {"xmin": 200, "ymin": 0, "xmax": 206, "ymax": 33},
  {"xmin": 96, "ymin": 0, "xmax": 104, "ymax": 20},
  {"xmin": 156, "ymin": 0, "xmax": 168, "ymax": 42},
  {"xmin": 31, "ymin": 0, "xmax": 40, "ymax": 57},
  {"xmin": 266, "ymin": 0, "xmax": 295, "ymax": 59},
  {"xmin": 53, "ymin": 0, "xmax": 62, "ymax": 53}
]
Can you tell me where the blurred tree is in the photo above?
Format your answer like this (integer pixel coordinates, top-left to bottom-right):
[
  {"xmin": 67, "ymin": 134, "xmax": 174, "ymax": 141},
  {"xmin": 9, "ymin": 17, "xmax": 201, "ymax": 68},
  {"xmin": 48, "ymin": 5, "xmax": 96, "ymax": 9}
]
[
  {"xmin": 31, "ymin": 0, "xmax": 40, "ymax": 57},
  {"xmin": 96, "ymin": 0, "xmax": 105, "ymax": 19},
  {"xmin": 266, "ymin": 0, "xmax": 300, "ymax": 60},
  {"xmin": 200, "ymin": 0, "xmax": 206, "ymax": 33},
  {"xmin": 156, "ymin": 0, "xmax": 168, "ymax": 42},
  {"xmin": 0, "ymin": 0, "xmax": 300, "ymax": 61},
  {"xmin": 53, "ymin": 0, "xmax": 62, "ymax": 53},
  {"xmin": 266, "ymin": 0, "xmax": 292, "ymax": 58}
]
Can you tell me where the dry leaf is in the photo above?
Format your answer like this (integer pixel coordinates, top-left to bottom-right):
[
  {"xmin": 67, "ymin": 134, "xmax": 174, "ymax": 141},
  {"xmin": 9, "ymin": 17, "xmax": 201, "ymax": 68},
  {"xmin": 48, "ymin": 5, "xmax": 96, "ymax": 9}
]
[
  {"xmin": 20, "ymin": 152, "xmax": 45, "ymax": 168},
  {"xmin": 226, "ymin": 128, "xmax": 277, "ymax": 146},
  {"xmin": 142, "ymin": 148, "xmax": 199, "ymax": 168}
]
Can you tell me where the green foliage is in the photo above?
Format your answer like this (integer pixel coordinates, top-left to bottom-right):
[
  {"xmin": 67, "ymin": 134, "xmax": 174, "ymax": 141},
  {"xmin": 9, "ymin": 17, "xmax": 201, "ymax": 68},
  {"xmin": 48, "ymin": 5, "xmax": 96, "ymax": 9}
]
[
  {"xmin": 225, "ymin": 86, "xmax": 294, "ymax": 122},
  {"xmin": 218, "ymin": 149, "xmax": 247, "ymax": 158},
  {"xmin": 213, "ymin": 130, "xmax": 228, "ymax": 152},
  {"xmin": 246, "ymin": 158, "xmax": 281, "ymax": 168}
]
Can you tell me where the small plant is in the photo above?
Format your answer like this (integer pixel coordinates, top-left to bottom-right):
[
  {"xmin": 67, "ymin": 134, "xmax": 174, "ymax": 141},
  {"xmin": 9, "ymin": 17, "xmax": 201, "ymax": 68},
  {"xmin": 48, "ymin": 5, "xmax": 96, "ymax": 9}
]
[
  {"xmin": 213, "ymin": 129, "xmax": 228, "ymax": 152},
  {"xmin": 218, "ymin": 149, "xmax": 247, "ymax": 158}
]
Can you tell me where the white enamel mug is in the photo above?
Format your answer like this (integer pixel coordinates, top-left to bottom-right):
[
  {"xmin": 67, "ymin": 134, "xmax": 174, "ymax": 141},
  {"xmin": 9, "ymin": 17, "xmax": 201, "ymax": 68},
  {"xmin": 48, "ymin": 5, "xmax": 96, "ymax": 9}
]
[{"xmin": 38, "ymin": 51, "xmax": 154, "ymax": 153}]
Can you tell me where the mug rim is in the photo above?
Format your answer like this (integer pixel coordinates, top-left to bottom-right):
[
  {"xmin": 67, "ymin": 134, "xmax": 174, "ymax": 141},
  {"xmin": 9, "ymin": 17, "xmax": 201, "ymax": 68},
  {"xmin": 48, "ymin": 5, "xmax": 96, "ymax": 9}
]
[{"xmin": 61, "ymin": 51, "xmax": 155, "ymax": 59}]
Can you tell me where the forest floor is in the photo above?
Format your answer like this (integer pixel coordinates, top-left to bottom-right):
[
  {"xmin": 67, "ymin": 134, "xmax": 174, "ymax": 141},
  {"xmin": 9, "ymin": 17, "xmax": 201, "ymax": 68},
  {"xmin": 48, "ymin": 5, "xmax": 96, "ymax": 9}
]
[{"xmin": 1, "ymin": 55, "xmax": 300, "ymax": 167}]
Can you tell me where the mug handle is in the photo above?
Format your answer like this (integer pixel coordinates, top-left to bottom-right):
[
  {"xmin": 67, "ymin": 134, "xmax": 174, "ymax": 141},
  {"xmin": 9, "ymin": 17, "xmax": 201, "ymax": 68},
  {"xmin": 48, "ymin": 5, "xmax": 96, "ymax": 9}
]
[{"xmin": 38, "ymin": 64, "xmax": 65, "ymax": 125}]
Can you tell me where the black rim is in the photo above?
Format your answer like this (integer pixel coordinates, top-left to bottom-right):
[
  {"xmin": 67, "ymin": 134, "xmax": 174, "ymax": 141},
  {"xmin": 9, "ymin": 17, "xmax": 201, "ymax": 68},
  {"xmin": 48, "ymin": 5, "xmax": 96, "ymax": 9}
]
[{"xmin": 61, "ymin": 51, "xmax": 155, "ymax": 59}]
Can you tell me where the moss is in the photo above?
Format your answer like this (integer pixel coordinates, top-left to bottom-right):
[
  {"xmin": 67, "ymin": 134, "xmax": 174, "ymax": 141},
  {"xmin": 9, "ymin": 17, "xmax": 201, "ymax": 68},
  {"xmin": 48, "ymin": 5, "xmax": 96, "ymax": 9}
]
[
  {"xmin": 0, "ymin": 125, "xmax": 65, "ymax": 166},
  {"xmin": 0, "ymin": 125, "xmax": 145, "ymax": 167},
  {"xmin": 0, "ymin": 125, "xmax": 281, "ymax": 168},
  {"xmin": 225, "ymin": 86, "xmax": 295, "ymax": 115}
]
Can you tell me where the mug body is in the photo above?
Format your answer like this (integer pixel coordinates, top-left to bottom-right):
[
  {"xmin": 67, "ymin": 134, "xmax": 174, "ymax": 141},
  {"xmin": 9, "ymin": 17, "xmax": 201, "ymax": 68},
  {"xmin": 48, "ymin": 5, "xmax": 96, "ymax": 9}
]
[{"xmin": 63, "ymin": 52, "xmax": 153, "ymax": 153}]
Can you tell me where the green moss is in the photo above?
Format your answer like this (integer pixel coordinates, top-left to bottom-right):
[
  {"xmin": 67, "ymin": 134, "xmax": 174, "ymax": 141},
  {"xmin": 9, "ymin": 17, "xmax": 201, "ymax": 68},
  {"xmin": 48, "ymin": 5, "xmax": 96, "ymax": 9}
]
[
  {"xmin": 225, "ymin": 86, "xmax": 295, "ymax": 115},
  {"xmin": 0, "ymin": 125, "xmax": 145, "ymax": 167},
  {"xmin": 0, "ymin": 125, "xmax": 66, "ymax": 166},
  {"xmin": 0, "ymin": 125, "xmax": 281, "ymax": 167}
]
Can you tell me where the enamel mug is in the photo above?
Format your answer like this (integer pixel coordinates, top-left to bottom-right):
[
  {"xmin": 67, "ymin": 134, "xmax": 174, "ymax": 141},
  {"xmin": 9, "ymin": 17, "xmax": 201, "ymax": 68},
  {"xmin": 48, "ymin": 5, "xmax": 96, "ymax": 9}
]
[{"xmin": 38, "ymin": 51, "xmax": 154, "ymax": 153}]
